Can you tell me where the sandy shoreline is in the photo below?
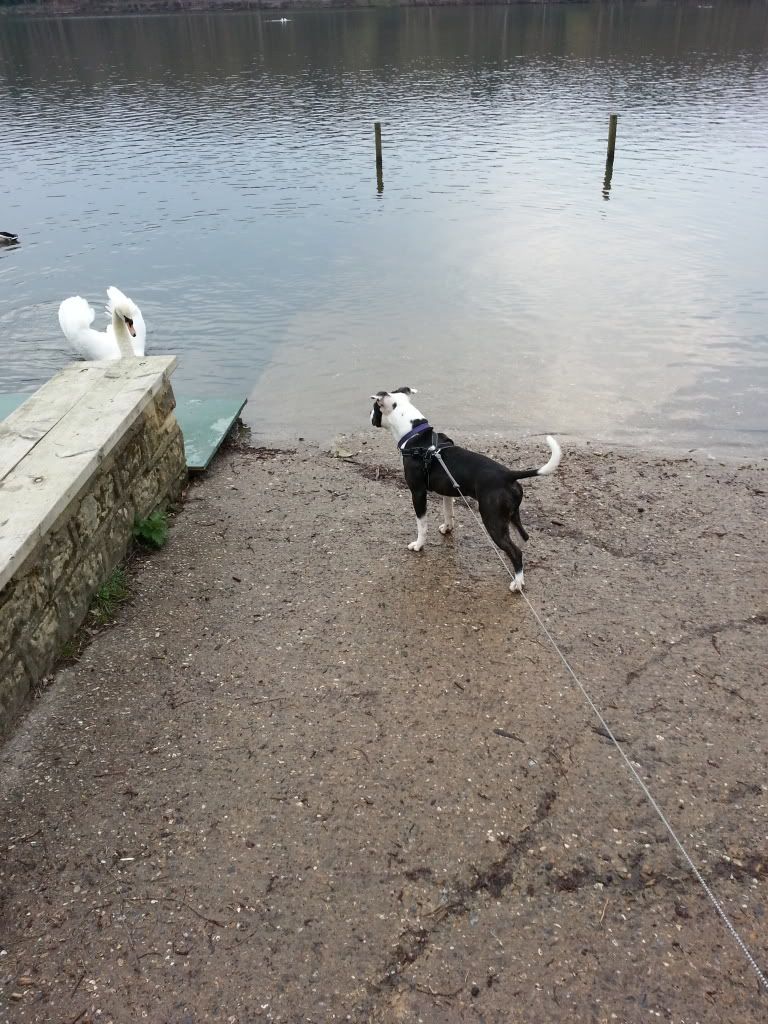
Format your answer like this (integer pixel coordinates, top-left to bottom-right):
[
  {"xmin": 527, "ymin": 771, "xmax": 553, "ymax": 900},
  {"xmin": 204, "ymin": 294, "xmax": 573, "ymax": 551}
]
[{"xmin": 1, "ymin": 432, "xmax": 766, "ymax": 1021}]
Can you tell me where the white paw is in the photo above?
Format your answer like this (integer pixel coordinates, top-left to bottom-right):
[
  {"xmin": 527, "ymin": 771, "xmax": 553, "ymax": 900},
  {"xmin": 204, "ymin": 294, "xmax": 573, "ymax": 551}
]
[
  {"xmin": 438, "ymin": 523, "xmax": 453, "ymax": 535},
  {"xmin": 509, "ymin": 572, "xmax": 525, "ymax": 592},
  {"xmin": 408, "ymin": 541, "xmax": 424, "ymax": 552}
]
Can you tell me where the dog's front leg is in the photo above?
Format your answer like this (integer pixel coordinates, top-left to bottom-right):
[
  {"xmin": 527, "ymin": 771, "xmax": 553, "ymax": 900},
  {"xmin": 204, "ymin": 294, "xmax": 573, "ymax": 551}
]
[
  {"xmin": 439, "ymin": 496, "xmax": 454, "ymax": 535},
  {"xmin": 408, "ymin": 487, "xmax": 428, "ymax": 551}
]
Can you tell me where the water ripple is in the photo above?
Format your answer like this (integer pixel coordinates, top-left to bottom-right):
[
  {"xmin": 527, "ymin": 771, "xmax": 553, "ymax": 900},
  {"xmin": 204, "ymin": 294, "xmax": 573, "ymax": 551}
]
[{"xmin": 1, "ymin": 4, "xmax": 767, "ymax": 450}]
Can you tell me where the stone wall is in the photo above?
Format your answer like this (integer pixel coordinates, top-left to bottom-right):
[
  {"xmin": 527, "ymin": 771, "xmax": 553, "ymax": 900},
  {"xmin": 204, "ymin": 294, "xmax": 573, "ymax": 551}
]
[{"xmin": 0, "ymin": 376, "xmax": 187, "ymax": 736}]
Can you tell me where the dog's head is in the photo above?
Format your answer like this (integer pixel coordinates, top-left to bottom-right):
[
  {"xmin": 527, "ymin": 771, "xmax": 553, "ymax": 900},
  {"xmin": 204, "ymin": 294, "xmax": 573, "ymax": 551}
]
[{"xmin": 370, "ymin": 387, "xmax": 421, "ymax": 432}]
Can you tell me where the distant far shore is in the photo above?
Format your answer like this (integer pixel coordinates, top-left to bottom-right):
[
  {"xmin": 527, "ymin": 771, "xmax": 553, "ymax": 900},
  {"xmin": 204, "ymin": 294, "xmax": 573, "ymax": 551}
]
[{"xmin": 0, "ymin": 0, "xmax": 650, "ymax": 15}]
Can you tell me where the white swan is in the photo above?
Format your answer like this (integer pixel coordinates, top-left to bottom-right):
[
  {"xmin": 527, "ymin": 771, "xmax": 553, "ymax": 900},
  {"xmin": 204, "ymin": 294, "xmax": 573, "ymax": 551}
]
[{"xmin": 58, "ymin": 286, "xmax": 146, "ymax": 360}]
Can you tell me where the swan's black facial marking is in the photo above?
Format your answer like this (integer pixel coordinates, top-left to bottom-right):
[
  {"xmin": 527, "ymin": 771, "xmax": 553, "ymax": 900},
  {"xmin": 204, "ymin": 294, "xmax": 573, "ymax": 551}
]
[{"xmin": 123, "ymin": 315, "xmax": 136, "ymax": 337}]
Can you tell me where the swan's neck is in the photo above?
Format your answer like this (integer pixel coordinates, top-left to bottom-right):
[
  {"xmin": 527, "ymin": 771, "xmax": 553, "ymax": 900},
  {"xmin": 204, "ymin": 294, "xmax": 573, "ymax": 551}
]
[{"xmin": 112, "ymin": 312, "xmax": 135, "ymax": 358}]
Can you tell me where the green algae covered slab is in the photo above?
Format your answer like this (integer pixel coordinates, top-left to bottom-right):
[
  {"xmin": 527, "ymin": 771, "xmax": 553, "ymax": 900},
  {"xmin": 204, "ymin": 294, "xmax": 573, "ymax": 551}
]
[
  {"xmin": 175, "ymin": 396, "xmax": 247, "ymax": 472},
  {"xmin": 0, "ymin": 391, "xmax": 246, "ymax": 473}
]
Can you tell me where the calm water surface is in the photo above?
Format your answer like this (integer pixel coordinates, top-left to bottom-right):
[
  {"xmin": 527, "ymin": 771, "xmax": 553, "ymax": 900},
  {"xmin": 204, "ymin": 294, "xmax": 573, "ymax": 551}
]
[{"xmin": 1, "ymin": 2, "xmax": 768, "ymax": 451}]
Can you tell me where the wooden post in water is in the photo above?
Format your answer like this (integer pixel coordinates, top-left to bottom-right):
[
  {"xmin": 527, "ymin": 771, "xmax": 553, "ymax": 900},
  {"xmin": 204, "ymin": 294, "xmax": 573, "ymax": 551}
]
[
  {"xmin": 603, "ymin": 113, "xmax": 618, "ymax": 199},
  {"xmin": 374, "ymin": 121, "xmax": 384, "ymax": 193},
  {"xmin": 606, "ymin": 113, "xmax": 618, "ymax": 164}
]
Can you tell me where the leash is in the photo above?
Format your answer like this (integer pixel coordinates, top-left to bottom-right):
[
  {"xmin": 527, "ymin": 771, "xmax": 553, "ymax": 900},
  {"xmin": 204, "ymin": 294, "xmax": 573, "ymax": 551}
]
[{"xmin": 431, "ymin": 447, "xmax": 768, "ymax": 993}]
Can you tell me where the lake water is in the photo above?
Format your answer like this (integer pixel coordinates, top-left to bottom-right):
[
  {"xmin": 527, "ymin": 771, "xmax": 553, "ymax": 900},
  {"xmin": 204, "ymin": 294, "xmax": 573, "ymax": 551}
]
[{"xmin": 1, "ymin": 2, "xmax": 767, "ymax": 452}]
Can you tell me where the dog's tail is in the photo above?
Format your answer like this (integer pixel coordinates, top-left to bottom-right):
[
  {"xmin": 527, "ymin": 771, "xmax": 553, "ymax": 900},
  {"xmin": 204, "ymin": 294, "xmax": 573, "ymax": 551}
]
[{"xmin": 510, "ymin": 435, "xmax": 562, "ymax": 480}]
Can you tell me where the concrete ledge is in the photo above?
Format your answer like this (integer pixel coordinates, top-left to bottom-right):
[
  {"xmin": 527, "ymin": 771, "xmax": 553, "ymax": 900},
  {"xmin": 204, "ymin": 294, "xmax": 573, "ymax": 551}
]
[{"xmin": 0, "ymin": 357, "xmax": 187, "ymax": 734}]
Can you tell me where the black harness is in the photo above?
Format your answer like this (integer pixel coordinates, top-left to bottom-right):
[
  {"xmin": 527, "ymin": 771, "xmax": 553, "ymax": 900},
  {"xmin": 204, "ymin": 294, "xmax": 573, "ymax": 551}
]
[{"xmin": 397, "ymin": 422, "xmax": 454, "ymax": 485}]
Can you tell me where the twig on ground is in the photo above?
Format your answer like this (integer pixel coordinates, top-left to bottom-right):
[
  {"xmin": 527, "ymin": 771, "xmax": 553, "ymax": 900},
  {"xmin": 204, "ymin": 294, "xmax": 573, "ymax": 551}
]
[{"xmin": 493, "ymin": 728, "xmax": 525, "ymax": 743}]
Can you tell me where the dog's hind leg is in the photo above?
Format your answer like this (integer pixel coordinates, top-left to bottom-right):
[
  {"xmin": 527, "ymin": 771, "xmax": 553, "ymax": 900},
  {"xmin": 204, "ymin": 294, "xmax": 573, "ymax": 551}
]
[
  {"xmin": 439, "ymin": 496, "xmax": 454, "ymax": 535},
  {"xmin": 511, "ymin": 506, "xmax": 529, "ymax": 542},
  {"xmin": 479, "ymin": 499, "xmax": 525, "ymax": 592},
  {"xmin": 408, "ymin": 487, "xmax": 428, "ymax": 552}
]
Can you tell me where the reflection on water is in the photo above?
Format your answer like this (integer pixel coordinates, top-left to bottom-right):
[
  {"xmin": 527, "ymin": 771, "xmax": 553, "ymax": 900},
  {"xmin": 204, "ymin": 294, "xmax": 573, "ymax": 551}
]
[{"xmin": 1, "ymin": 2, "xmax": 767, "ymax": 451}]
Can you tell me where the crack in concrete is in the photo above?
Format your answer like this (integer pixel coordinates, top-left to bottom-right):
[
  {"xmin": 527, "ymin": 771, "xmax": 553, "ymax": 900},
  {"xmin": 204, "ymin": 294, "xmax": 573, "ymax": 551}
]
[
  {"xmin": 625, "ymin": 611, "xmax": 768, "ymax": 687},
  {"xmin": 357, "ymin": 779, "xmax": 757, "ymax": 1021},
  {"xmin": 356, "ymin": 787, "xmax": 558, "ymax": 1017}
]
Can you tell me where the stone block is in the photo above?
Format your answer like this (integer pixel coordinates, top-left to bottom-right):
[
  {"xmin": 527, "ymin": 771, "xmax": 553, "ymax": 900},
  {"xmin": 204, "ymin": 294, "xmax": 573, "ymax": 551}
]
[
  {"xmin": 143, "ymin": 410, "xmax": 183, "ymax": 462},
  {"xmin": 130, "ymin": 430, "xmax": 186, "ymax": 521},
  {"xmin": 131, "ymin": 469, "xmax": 162, "ymax": 523},
  {"xmin": 160, "ymin": 430, "xmax": 187, "ymax": 502},
  {"xmin": 20, "ymin": 604, "xmax": 60, "ymax": 682},
  {"xmin": 114, "ymin": 425, "xmax": 150, "ymax": 496},
  {"xmin": 148, "ymin": 380, "xmax": 177, "ymax": 425},
  {"xmin": 0, "ymin": 657, "xmax": 31, "ymax": 735},
  {"xmin": 98, "ymin": 504, "xmax": 135, "ymax": 569},
  {"xmin": 70, "ymin": 469, "xmax": 117, "ymax": 546},
  {"xmin": 53, "ymin": 548, "xmax": 107, "ymax": 643},
  {"xmin": 0, "ymin": 570, "xmax": 48, "ymax": 662},
  {"xmin": 38, "ymin": 521, "xmax": 78, "ymax": 597}
]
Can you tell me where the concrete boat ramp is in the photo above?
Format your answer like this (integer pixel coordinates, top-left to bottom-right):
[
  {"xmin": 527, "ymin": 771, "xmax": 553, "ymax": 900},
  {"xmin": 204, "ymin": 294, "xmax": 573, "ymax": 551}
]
[{"xmin": 1, "ymin": 430, "xmax": 766, "ymax": 1022}]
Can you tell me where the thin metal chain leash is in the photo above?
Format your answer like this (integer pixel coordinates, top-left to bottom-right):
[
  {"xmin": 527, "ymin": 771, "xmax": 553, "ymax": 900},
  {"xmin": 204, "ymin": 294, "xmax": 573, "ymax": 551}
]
[{"xmin": 431, "ymin": 449, "xmax": 768, "ymax": 993}]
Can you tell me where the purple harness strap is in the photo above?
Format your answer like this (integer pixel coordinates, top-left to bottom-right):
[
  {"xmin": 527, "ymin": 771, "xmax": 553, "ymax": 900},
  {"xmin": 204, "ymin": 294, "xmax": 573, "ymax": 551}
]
[{"xmin": 397, "ymin": 422, "xmax": 432, "ymax": 451}]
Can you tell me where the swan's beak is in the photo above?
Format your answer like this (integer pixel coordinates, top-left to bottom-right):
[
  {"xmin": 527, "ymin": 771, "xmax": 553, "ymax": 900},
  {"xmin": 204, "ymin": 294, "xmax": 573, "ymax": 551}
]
[{"xmin": 124, "ymin": 316, "xmax": 136, "ymax": 337}]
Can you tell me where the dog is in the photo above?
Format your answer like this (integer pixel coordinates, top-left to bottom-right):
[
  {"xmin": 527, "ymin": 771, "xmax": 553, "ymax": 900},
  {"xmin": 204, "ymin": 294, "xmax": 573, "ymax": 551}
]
[{"xmin": 370, "ymin": 387, "xmax": 561, "ymax": 592}]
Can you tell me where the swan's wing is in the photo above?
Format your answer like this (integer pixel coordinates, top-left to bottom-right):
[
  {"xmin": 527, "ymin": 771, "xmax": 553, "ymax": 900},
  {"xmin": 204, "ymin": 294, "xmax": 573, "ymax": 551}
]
[
  {"xmin": 58, "ymin": 296, "xmax": 97, "ymax": 357},
  {"xmin": 58, "ymin": 295, "xmax": 116, "ymax": 360},
  {"xmin": 58, "ymin": 295, "xmax": 95, "ymax": 337}
]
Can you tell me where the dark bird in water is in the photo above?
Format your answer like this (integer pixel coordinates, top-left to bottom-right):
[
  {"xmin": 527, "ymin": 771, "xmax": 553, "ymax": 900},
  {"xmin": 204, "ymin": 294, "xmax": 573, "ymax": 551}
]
[{"xmin": 0, "ymin": 231, "xmax": 19, "ymax": 246}]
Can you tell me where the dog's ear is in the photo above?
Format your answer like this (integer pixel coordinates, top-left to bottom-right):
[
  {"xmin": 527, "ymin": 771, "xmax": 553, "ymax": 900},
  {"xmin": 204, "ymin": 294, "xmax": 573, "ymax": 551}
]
[{"xmin": 392, "ymin": 386, "xmax": 418, "ymax": 396}]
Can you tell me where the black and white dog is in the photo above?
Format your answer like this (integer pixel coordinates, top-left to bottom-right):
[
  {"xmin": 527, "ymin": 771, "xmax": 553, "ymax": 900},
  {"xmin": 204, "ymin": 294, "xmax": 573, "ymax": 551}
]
[{"xmin": 370, "ymin": 387, "xmax": 561, "ymax": 592}]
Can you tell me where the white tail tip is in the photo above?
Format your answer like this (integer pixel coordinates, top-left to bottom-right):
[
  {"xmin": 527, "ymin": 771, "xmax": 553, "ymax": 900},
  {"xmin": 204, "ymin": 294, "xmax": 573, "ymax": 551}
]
[{"xmin": 537, "ymin": 435, "xmax": 562, "ymax": 476}]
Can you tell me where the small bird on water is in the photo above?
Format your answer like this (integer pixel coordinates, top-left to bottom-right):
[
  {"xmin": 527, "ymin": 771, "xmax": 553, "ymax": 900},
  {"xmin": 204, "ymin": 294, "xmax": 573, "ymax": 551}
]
[{"xmin": 0, "ymin": 231, "xmax": 19, "ymax": 246}]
